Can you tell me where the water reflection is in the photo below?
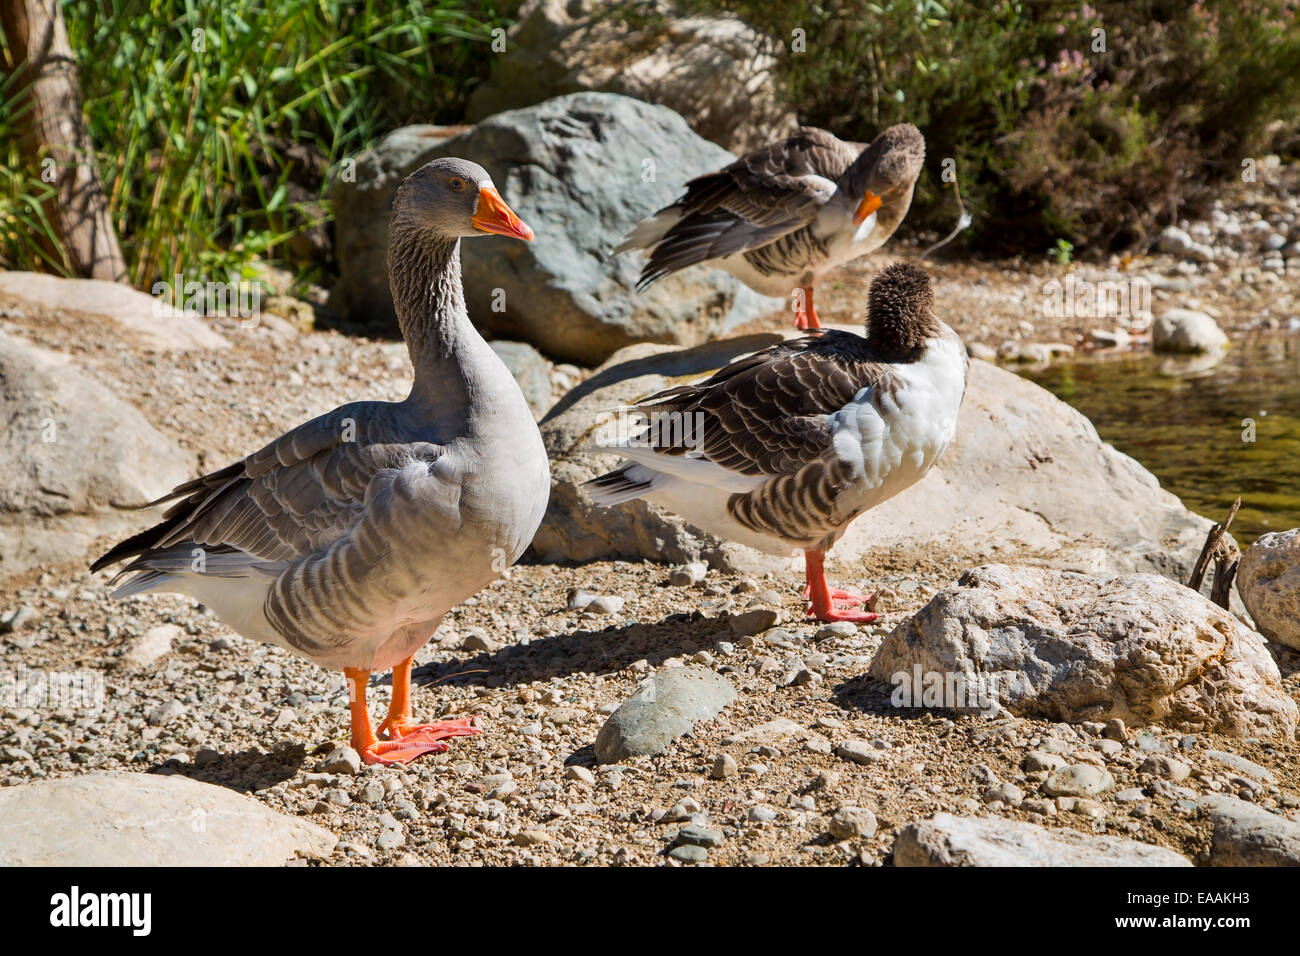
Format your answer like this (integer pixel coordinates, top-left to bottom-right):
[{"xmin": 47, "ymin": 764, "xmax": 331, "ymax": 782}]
[{"xmin": 1020, "ymin": 334, "xmax": 1300, "ymax": 547}]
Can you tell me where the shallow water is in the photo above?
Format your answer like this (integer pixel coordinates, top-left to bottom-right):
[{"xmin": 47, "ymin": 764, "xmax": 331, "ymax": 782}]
[{"xmin": 1020, "ymin": 333, "xmax": 1300, "ymax": 548}]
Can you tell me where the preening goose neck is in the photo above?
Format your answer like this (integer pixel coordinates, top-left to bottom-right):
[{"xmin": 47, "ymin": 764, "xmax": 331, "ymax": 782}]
[{"xmin": 864, "ymin": 260, "xmax": 940, "ymax": 359}]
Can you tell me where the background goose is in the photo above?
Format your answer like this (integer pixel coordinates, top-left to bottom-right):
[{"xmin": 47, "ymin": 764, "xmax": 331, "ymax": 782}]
[
  {"xmin": 584, "ymin": 262, "xmax": 966, "ymax": 622},
  {"xmin": 615, "ymin": 124, "xmax": 925, "ymax": 330},
  {"xmin": 92, "ymin": 158, "xmax": 549, "ymax": 766}
]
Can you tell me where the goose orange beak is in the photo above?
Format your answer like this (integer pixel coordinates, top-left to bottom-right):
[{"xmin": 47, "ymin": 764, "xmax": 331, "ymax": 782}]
[
  {"xmin": 472, "ymin": 187, "xmax": 534, "ymax": 241},
  {"xmin": 853, "ymin": 190, "xmax": 882, "ymax": 227}
]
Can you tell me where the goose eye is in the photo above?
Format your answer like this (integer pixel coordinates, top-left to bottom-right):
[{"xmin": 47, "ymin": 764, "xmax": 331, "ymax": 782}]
[{"xmin": 448, "ymin": 177, "xmax": 466, "ymax": 191}]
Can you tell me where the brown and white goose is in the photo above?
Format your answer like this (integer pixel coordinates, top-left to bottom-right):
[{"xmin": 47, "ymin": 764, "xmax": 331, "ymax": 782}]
[
  {"xmin": 615, "ymin": 124, "xmax": 925, "ymax": 330},
  {"xmin": 92, "ymin": 158, "xmax": 549, "ymax": 765},
  {"xmin": 584, "ymin": 262, "xmax": 966, "ymax": 622}
]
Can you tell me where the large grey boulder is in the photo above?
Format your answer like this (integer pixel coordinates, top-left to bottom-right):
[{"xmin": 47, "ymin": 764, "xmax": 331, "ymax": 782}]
[
  {"xmin": 894, "ymin": 813, "xmax": 1192, "ymax": 867},
  {"xmin": 330, "ymin": 124, "xmax": 469, "ymax": 325},
  {"xmin": 0, "ymin": 272, "xmax": 228, "ymax": 350},
  {"xmin": 868, "ymin": 564, "xmax": 1298, "ymax": 738},
  {"xmin": 533, "ymin": 336, "xmax": 1214, "ymax": 579},
  {"xmin": 330, "ymin": 93, "xmax": 781, "ymax": 365},
  {"xmin": 466, "ymin": 0, "xmax": 797, "ymax": 154},
  {"xmin": 1237, "ymin": 528, "xmax": 1300, "ymax": 650},
  {"xmin": 0, "ymin": 333, "xmax": 194, "ymax": 580},
  {"xmin": 0, "ymin": 772, "xmax": 337, "ymax": 865}
]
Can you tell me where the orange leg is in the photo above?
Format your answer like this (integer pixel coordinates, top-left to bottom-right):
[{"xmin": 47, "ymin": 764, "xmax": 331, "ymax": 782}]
[
  {"xmin": 794, "ymin": 285, "xmax": 822, "ymax": 331},
  {"xmin": 804, "ymin": 549, "xmax": 878, "ymax": 623},
  {"xmin": 345, "ymin": 659, "xmax": 479, "ymax": 766}
]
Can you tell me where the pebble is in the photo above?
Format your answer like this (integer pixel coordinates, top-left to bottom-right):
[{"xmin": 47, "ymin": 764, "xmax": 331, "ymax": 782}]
[
  {"xmin": 146, "ymin": 700, "xmax": 186, "ymax": 727},
  {"xmin": 676, "ymin": 824, "xmax": 725, "ymax": 848},
  {"xmin": 357, "ymin": 781, "xmax": 385, "ymax": 804},
  {"xmin": 565, "ymin": 765, "xmax": 595, "ymax": 786},
  {"xmin": 461, "ymin": 630, "xmax": 501, "ymax": 653},
  {"xmin": 0, "ymin": 606, "xmax": 36, "ymax": 634},
  {"xmin": 668, "ymin": 845, "xmax": 708, "ymax": 864},
  {"xmin": 1043, "ymin": 764, "xmax": 1114, "ymax": 798},
  {"xmin": 813, "ymin": 622, "xmax": 858, "ymax": 642},
  {"xmin": 587, "ymin": 595, "xmax": 625, "ymax": 615},
  {"xmin": 1102, "ymin": 718, "xmax": 1128, "ymax": 742},
  {"xmin": 123, "ymin": 624, "xmax": 181, "ymax": 666},
  {"xmin": 668, "ymin": 563, "xmax": 708, "ymax": 587},
  {"xmin": 1115, "ymin": 788, "xmax": 1147, "ymax": 803},
  {"xmin": 828, "ymin": 807, "xmax": 878, "ymax": 840},
  {"xmin": 320, "ymin": 745, "xmax": 362, "ymax": 775},
  {"xmin": 1023, "ymin": 751, "xmax": 1066, "ymax": 773},
  {"xmin": 834, "ymin": 740, "xmax": 882, "ymax": 766},
  {"xmin": 710, "ymin": 754, "xmax": 738, "ymax": 779},
  {"xmin": 983, "ymin": 783, "xmax": 1024, "ymax": 807},
  {"xmin": 1206, "ymin": 750, "xmax": 1276, "ymax": 783},
  {"xmin": 748, "ymin": 805, "xmax": 778, "ymax": 823},
  {"xmin": 1140, "ymin": 754, "xmax": 1191, "ymax": 782},
  {"xmin": 729, "ymin": 607, "xmax": 781, "ymax": 636}
]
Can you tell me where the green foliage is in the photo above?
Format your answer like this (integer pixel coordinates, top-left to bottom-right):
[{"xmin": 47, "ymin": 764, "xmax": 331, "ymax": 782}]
[
  {"xmin": 1048, "ymin": 238, "xmax": 1074, "ymax": 265},
  {"xmin": 1, "ymin": 0, "xmax": 519, "ymax": 284},
  {"xmin": 691, "ymin": 0, "xmax": 1300, "ymax": 254}
]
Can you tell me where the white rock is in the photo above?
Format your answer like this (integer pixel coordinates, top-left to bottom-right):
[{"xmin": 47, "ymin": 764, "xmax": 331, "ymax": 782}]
[
  {"xmin": 1237, "ymin": 528, "xmax": 1300, "ymax": 649},
  {"xmin": 1152, "ymin": 308, "xmax": 1229, "ymax": 353},
  {"xmin": 869, "ymin": 564, "xmax": 1297, "ymax": 738},
  {"xmin": 0, "ymin": 772, "xmax": 335, "ymax": 865},
  {"xmin": 122, "ymin": 624, "xmax": 182, "ymax": 666},
  {"xmin": 895, "ymin": 813, "xmax": 1192, "ymax": 867}
]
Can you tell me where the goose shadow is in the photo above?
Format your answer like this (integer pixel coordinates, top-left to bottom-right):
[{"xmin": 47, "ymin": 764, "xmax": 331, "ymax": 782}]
[
  {"xmin": 147, "ymin": 740, "xmax": 306, "ymax": 793},
  {"xmin": 410, "ymin": 611, "xmax": 733, "ymax": 690}
]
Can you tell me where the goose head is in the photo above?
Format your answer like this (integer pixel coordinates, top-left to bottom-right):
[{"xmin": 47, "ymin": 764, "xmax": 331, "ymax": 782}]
[
  {"xmin": 846, "ymin": 124, "xmax": 926, "ymax": 227},
  {"xmin": 392, "ymin": 157, "xmax": 534, "ymax": 242}
]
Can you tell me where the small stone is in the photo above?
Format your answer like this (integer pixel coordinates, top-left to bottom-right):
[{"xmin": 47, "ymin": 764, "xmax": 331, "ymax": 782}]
[
  {"xmin": 663, "ymin": 797, "xmax": 701, "ymax": 823},
  {"xmin": 676, "ymin": 824, "xmax": 725, "ymax": 848},
  {"xmin": 1023, "ymin": 751, "xmax": 1067, "ymax": 773},
  {"xmin": 357, "ymin": 781, "xmax": 385, "ymax": 804},
  {"xmin": 668, "ymin": 844, "xmax": 708, "ymax": 864},
  {"xmin": 828, "ymin": 807, "xmax": 878, "ymax": 840},
  {"xmin": 565, "ymin": 765, "xmax": 595, "ymax": 786},
  {"xmin": 461, "ymin": 629, "xmax": 501, "ymax": 653},
  {"xmin": 321, "ymin": 745, "xmax": 363, "ymax": 775},
  {"xmin": 0, "ymin": 606, "xmax": 36, "ymax": 634},
  {"xmin": 834, "ymin": 740, "xmax": 882, "ymax": 766},
  {"xmin": 1140, "ymin": 754, "xmax": 1191, "ymax": 783},
  {"xmin": 748, "ymin": 805, "xmax": 778, "ymax": 823},
  {"xmin": 376, "ymin": 829, "xmax": 404, "ymax": 851},
  {"xmin": 730, "ymin": 607, "xmax": 781, "ymax": 636},
  {"xmin": 983, "ymin": 783, "xmax": 1024, "ymax": 807},
  {"xmin": 710, "ymin": 754, "xmax": 738, "ymax": 779},
  {"xmin": 1115, "ymin": 788, "xmax": 1147, "ymax": 803},
  {"xmin": 813, "ymin": 622, "xmax": 858, "ymax": 642},
  {"xmin": 1043, "ymin": 764, "xmax": 1114, "ymax": 798},
  {"xmin": 1023, "ymin": 799, "xmax": 1057, "ymax": 816},
  {"xmin": 668, "ymin": 563, "xmax": 708, "ymax": 587},
  {"xmin": 512, "ymin": 829, "xmax": 551, "ymax": 846},
  {"xmin": 123, "ymin": 624, "xmax": 181, "ymax": 666},
  {"xmin": 146, "ymin": 700, "xmax": 186, "ymax": 727},
  {"xmin": 587, "ymin": 595, "xmax": 625, "ymax": 615},
  {"xmin": 1206, "ymin": 750, "xmax": 1276, "ymax": 783}
]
